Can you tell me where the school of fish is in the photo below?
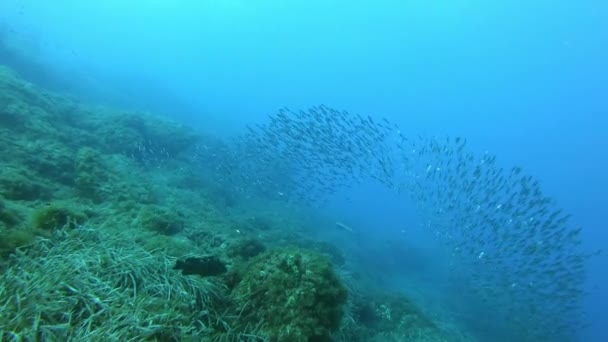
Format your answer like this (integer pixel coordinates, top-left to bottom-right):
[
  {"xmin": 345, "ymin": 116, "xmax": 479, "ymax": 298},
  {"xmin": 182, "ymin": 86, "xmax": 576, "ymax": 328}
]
[{"xmin": 190, "ymin": 105, "xmax": 591, "ymax": 341}]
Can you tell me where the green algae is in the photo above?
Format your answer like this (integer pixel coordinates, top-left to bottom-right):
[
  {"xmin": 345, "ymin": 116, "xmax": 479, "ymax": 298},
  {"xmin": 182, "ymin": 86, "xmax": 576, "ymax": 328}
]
[
  {"xmin": 227, "ymin": 237, "xmax": 266, "ymax": 260},
  {"xmin": 0, "ymin": 228, "xmax": 36, "ymax": 256},
  {"xmin": 230, "ymin": 248, "xmax": 347, "ymax": 341},
  {"xmin": 140, "ymin": 234, "xmax": 196, "ymax": 258},
  {"xmin": 0, "ymin": 64, "xmax": 474, "ymax": 341},
  {"xmin": 134, "ymin": 205, "xmax": 186, "ymax": 235},
  {"xmin": 0, "ymin": 166, "xmax": 52, "ymax": 201},
  {"xmin": 31, "ymin": 201, "xmax": 88, "ymax": 231},
  {"xmin": 74, "ymin": 146, "xmax": 108, "ymax": 200},
  {"xmin": 0, "ymin": 198, "xmax": 22, "ymax": 228}
]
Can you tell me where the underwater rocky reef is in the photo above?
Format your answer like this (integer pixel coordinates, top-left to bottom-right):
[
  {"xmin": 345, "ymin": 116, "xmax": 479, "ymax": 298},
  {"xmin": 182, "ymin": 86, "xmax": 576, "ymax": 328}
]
[{"xmin": 0, "ymin": 65, "xmax": 470, "ymax": 341}]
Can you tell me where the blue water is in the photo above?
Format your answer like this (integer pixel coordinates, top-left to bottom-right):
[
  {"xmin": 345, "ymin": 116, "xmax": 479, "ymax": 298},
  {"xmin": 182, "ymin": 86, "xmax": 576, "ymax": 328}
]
[{"xmin": 1, "ymin": 1, "xmax": 606, "ymax": 340}]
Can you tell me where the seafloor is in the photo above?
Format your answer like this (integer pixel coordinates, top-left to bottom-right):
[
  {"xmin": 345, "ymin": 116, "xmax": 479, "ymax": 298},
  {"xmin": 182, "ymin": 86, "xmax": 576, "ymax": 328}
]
[{"xmin": 0, "ymin": 65, "xmax": 474, "ymax": 341}]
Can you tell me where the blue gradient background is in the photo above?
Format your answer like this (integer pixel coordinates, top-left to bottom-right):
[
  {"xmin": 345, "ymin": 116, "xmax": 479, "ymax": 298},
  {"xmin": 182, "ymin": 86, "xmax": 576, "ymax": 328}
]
[{"xmin": 1, "ymin": 1, "xmax": 606, "ymax": 340}]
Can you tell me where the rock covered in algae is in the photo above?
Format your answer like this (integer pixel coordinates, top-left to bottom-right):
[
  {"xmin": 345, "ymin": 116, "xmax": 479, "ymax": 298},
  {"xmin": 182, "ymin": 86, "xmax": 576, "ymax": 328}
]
[
  {"xmin": 227, "ymin": 237, "xmax": 266, "ymax": 260},
  {"xmin": 31, "ymin": 201, "xmax": 88, "ymax": 231},
  {"xmin": 173, "ymin": 255, "xmax": 227, "ymax": 277},
  {"xmin": 230, "ymin": 247, "xmax": 347, "ymax": 342}
]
